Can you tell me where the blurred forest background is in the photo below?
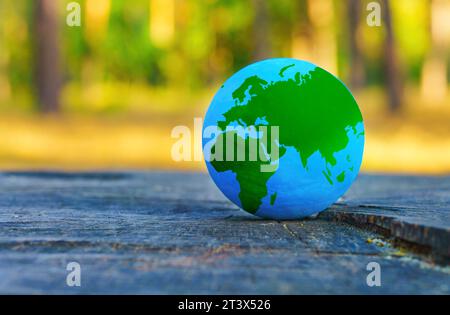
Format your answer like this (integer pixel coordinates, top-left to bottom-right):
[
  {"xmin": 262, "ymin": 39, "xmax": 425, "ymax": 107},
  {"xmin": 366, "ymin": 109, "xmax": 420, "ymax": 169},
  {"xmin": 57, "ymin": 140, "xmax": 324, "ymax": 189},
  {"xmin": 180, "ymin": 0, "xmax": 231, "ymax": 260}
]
[{"xmin": 0, "ymin": 0, "xmax": 449, "ymax": 173}]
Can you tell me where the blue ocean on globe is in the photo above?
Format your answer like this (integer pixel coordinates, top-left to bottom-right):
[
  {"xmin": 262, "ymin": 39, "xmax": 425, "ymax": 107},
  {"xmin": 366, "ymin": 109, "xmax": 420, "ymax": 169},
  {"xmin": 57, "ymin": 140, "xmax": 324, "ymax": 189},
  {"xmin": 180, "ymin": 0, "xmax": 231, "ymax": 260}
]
[{"xmin": 202, "ymin": 58, "xmax": 364, "ymax": 220}]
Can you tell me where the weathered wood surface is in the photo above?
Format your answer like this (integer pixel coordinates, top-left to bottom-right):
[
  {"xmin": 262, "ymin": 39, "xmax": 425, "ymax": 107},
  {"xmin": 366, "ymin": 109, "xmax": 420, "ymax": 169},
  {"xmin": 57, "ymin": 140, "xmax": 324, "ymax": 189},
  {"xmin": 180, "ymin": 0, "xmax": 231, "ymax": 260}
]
[
  {"xmin": 0, "ymin": 171, "xmax": 448, "ymax": 294},
  {"xmin": 323, "ymin": 174, "xmax": 450, "ymax": 260}
]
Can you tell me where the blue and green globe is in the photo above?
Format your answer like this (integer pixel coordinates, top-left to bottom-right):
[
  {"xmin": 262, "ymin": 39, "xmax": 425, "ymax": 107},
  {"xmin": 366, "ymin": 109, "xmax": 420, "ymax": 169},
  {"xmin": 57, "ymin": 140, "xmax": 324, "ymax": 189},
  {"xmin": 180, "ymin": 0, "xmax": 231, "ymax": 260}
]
[{"xmin": 202, "ymin": 58, "xmax": 364, "ymax": 220}]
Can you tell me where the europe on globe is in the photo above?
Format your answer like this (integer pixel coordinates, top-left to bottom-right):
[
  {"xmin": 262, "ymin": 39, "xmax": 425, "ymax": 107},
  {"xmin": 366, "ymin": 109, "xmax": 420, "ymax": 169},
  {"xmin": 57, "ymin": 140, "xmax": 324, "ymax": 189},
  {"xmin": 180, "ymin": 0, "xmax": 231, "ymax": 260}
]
[{"xmin": 202, "ymin": 58, "xmax": 364, "ymax": 220}]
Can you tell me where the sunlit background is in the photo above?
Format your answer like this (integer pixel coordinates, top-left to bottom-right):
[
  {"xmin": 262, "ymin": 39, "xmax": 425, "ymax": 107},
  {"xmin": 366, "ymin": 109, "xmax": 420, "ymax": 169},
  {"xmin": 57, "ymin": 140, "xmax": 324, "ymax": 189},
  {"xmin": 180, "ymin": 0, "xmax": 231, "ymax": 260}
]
[{"xmin": 0, "ymin": 0, "xmax": 449, "ymax": 173}]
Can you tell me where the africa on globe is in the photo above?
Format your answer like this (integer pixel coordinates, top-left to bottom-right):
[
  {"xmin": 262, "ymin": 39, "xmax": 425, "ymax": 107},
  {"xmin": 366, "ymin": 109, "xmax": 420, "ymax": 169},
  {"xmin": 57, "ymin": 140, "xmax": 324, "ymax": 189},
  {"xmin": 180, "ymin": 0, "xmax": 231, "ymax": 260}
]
[{"xmin": 202, "ymin": 58, "xmax": 364, "ymax": 220}]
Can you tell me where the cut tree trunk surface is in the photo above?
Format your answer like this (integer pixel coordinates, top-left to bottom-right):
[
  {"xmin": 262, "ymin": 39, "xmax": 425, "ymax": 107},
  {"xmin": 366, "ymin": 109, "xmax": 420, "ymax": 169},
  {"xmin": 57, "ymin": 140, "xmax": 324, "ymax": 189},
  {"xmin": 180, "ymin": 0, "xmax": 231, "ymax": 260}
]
[{"xmin": 0, "ymin": 171, "xmax": 448, "ymax": 294}]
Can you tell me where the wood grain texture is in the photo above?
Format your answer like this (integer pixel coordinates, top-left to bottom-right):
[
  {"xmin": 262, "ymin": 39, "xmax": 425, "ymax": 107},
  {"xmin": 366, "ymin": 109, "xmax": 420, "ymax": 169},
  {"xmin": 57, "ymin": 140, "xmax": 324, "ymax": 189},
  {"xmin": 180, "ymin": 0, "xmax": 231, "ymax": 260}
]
[
  {"xmin": 0, "ymin": 171, "xmax": 448, "ymax": 294},
  {"xmin": 322, "ymin": 174, "xmax": 450, "ymax": 260}
]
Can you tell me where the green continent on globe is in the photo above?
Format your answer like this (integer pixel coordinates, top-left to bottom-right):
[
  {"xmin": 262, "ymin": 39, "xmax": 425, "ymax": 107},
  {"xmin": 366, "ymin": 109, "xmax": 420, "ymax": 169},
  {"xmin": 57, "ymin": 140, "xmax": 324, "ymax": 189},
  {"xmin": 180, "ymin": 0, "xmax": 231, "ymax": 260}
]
[
  {"xmin": 210, "ymin": 130, "xmax": 286, "ymax": 213},
  {"xmin": 210, "ymin": 66, "xmax": 363, "ymax": 214}
]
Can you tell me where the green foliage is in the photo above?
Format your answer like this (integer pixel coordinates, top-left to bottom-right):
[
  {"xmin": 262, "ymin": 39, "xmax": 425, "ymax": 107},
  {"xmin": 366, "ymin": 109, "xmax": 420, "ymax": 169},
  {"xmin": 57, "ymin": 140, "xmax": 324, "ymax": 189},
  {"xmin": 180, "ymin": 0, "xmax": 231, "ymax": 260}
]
[{"xmin": 0, "ymin": 0, "xmax": 446, "ymax": 113}]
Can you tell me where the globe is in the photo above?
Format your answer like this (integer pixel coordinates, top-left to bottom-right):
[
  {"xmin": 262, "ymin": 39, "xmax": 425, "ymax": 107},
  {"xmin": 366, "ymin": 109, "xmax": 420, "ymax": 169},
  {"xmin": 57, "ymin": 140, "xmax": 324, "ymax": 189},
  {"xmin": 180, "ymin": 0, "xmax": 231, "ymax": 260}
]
[{"xmin": 202, "ymin": 58, "xmax": 364, "ymax": 220}]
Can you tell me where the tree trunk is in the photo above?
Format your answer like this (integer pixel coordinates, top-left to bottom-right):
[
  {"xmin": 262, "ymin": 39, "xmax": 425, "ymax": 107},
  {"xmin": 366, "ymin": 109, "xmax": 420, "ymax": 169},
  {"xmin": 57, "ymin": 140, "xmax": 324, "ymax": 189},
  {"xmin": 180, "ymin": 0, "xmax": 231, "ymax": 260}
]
[
  {"xmin": 381, "ymin": 0, "xmax": 402, "ymax": 113},
  {"xmin": 252, "ymin": 0, "xmax": 271, "ymax": 61},
  {"xmin": 347, "ymin": 0, "xmax": 365, "ymax": 90},
  {"xmin": 35, "ymin": 0, "xmax": 61, "ymax": 113},
  {"xmin": 297, "ymin": 0, "xmax": 312, "ymax": 41},
  {"xmin": 421, "ymin": 0, "xmax": 449, "ymax": 104},
  {"xmin": 291, "ymin": 0, "xmax": 313, "ymax": 60},
  {"xmin": 306, "ymin": 0, "xmax": 338, "ymax": 75}
]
